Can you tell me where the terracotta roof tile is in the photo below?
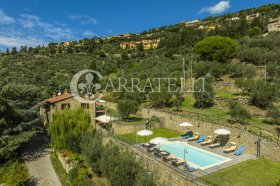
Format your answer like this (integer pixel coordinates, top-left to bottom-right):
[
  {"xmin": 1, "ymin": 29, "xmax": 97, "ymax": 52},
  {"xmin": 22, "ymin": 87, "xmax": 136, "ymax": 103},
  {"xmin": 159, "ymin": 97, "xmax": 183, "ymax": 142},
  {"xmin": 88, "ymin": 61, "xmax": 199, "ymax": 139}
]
[{"xmin": 45, "ymin": 93, "xmax": 73, "ymax": 104}]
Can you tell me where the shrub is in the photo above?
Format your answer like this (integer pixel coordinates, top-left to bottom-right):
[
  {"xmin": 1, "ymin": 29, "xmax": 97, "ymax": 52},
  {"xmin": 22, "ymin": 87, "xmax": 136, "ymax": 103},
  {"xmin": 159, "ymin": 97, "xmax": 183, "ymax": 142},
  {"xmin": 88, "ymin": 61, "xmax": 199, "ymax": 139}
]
[
  {"xmin": 0, "ymin": 161, "xmax": 30, "ymax": 186},
  {"xmin": 248, "ymin": 26, "xmax": 262, "ymax": 37},
  {"xmin": 235, "ymin": 78, "xmax": 255, "ymax": 94},
  {"xmin": 80, "ymin": 132, "xmax": 103, "ymax": 174},
  {"xmin": 68, "ymin": 167, "xmax": 92, "ymax": 186},
  {"xmin": 229, "ymin": 64, "xmax": 243, "ymax": 77},
  {"xmin": 242, "ymin": 65, "xmax": 256, "ymax": 78}
]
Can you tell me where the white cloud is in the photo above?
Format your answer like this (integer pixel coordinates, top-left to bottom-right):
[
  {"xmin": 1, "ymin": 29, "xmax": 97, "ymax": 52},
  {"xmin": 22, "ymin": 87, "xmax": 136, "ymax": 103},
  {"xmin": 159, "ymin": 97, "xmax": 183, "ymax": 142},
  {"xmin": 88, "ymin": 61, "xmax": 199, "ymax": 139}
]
[
  {"xmin": 0, "ymin": 9, "xmax": 15, "ymax": 24},
  {"xmin": 82, "ymin": 30, "xmax": 98, "ymax": 37},
  {"xmin": 0, "ymin": 12, "xmax": 99, "ymax": 49},
  {"xmin": 19, "ymin": 14, "xmax": 75, "ymax": 39},
  {"xmin": 0, "ymin": 35, "xmax": 46, "ymax": 48},
  {"xmin": 199, "ymin": 1, "xmax": 230, "ymax": 14},
  {"xmin": 69, "ymin": 14, "xmax": 97, "ymax": 25},
  {"xmin": 0, "ymin": 27, "xmax": 47, "ymax": 48}
]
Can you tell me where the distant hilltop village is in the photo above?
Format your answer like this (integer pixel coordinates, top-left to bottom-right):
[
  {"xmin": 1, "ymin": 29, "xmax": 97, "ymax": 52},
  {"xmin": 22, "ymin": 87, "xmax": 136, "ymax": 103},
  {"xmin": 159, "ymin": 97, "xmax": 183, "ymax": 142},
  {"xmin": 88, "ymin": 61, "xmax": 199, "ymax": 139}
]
[
  {"xmin": 59, "ymin": 12, "xmax": 280, "ymax": 51},
  {"xmin": 119, "ymin": 38, "xmax": 161, "ymax": 50},
  {"xmin": 1, "ymin": 6, "xmax": 279, "ymax": 55}
]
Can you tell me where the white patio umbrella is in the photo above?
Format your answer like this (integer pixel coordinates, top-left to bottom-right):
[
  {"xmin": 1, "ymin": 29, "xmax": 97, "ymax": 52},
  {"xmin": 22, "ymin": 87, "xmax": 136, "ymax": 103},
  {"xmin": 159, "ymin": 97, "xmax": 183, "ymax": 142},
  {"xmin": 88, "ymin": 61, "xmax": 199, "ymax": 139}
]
[
  {"xmin": 95, "ymin": 115, "xmax": 117, "ymax": 123},
  {"xmin": 136, "ymin": 130, "xmax": 153, "ymax": 143},
  {"xmin": 214, "ymin": 129, "xmax": 231, "ymax": 135},
  {"xmin": 179, "ymin": 122, "xmax": 193, "ymax": 136},
  {"xmin": 149, "ymin": 137, "xmax": 168, "ymax": 145},
  {"xmin": 179, "ymin": 122, "xmax": 193, "ymax": 127},
  {"xmin": 214, "ymin": 129, "xmax": 231, "ymax": 146}
]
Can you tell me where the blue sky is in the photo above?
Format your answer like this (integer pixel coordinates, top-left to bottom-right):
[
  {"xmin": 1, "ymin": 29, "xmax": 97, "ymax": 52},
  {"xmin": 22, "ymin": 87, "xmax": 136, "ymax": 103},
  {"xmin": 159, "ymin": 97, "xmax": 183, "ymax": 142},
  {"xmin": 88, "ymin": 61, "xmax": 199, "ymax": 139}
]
[{"xmin": 0, "ymin": 0, "xmax": 278, "ymax": 49}]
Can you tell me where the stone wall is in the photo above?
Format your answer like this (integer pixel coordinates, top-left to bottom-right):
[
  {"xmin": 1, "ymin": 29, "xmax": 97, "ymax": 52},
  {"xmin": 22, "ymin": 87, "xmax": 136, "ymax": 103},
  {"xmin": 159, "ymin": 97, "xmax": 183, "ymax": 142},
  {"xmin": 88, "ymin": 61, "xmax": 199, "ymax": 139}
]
[
  {"xmin": 97, "ymin": 101, "xmax": 117, "ymax": 110},
  {"xmin": 141, "ymin": 108, "xmax": 280, "ymax": 162},
  {"xmin": 112, "ymin": 123, "xmax": 146, "ymax": 135},
  {"xmin": 57, "ymin": 152, "xmax": 77, "ymax": 173}
]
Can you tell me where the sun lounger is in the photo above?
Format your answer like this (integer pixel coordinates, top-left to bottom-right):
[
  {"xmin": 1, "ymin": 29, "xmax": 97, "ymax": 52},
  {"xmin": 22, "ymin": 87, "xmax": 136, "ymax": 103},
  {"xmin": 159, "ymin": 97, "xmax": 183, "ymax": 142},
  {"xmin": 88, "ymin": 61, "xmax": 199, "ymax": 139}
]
[
  {"xmin": 201, "ymin": 136, "xmax": 213, "ymax": 146},
  {"xmin": 182, "ymin": 131, "xmax": 193, "ymax": 139},
  {"xmin": 159, "ymin": 151, "xmax": 170, "ymax": 156},
  {"xmin": 188, "ymin": 133, "xmax": 200, "ymax": 141},
  {"xmin": 142, "ymin": 143, "xmax": 156, "ymax": 149},
  {"xmin": 162, "ymin": 154, "xmax": 177, "ymax": 161},
  {"xmin": 224, "ymin": 142, "xmax": 237, "ymax": 153},
  {"xmin": 172, "ymin": 159, "xmax": 185, "ymax": 166},
  {"xmin": 148, "ymin": 147, "xmax": 159, "ymax": 152},
  {"xmin": 153, "ymin": 149, "xmax": 169, "ymax": 157},
  {"xmin": 209, "ymin": 142, "xmax": 221, "ymax": 148},
  {"xmin": 196, "ymin": 135, "xmax": 206, "ymax": 143},
  {"xmin": 234, "ymin": 146, "xmax": 245, "ymax": 156},
  {"xmin": 184, "ymin": 164, "xmax": 196, "ymax": 172}
]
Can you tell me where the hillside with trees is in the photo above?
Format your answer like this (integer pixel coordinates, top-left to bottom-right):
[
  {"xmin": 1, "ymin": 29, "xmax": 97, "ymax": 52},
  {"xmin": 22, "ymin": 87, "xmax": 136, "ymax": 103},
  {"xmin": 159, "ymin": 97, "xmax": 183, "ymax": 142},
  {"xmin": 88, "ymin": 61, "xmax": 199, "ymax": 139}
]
[{"xmin": 0, "ymin": 3, "xmax": 280, "ymax": 170}]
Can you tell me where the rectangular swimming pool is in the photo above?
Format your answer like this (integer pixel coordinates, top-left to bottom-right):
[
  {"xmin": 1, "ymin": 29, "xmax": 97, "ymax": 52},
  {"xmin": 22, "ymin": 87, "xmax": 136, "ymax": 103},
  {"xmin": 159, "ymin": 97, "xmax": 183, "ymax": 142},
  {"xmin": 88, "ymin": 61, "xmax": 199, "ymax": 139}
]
[{"xmin": 160, "ymin": 141, "xmax": 232, "ymax": 170}]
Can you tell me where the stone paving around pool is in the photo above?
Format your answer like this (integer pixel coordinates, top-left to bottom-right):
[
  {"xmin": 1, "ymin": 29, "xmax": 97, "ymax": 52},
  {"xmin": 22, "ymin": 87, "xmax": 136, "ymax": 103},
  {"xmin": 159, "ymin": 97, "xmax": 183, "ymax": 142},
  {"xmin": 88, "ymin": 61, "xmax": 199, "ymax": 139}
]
[
  {"xmin": 170, "ymin": 137, "xmax": 255, "ymax": 177},
  {"xmin": 135, "ymin": 137, "xmax": 256, "ymax": 178}
]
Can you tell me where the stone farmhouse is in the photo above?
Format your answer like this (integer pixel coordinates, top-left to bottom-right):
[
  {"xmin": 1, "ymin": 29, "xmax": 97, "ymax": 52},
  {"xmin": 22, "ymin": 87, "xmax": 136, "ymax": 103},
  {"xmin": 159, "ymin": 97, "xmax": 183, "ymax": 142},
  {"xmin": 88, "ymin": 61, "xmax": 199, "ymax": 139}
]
[
  {"xmin": 268, "ymin": 16, "xmax": 280, "ymax": 32},
  {"xmin": 40, "ymin": 90, "xmax": 106, "ymax": 128}
]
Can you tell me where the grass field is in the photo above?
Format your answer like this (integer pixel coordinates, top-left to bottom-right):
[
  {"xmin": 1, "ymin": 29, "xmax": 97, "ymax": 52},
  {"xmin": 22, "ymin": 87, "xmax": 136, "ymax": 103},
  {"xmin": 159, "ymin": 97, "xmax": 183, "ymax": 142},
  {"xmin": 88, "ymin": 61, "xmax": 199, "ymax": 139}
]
[
  {"xmin": 181, "ymin": 96, "xmax": 228, "ymax": 120},
  {"xmin": 201, "ymin": 159, "xmax": 280, "ymax": 186},
  {"xmin": 114, "ymin": 128, "xmax": 181, "ymax": 144},
  {"xmin": 215, "ymin": 90, "xmax": 237, "ymax": 99},
  {"xmin": 181, "ymin": 95, "xmax": 275, "ymax": 130}
]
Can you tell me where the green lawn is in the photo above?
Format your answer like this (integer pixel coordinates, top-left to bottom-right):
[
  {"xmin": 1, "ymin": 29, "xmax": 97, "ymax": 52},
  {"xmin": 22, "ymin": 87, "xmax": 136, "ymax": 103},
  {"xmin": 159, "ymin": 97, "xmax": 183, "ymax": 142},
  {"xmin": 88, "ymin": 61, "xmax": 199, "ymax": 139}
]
[
  {"xmin": 181, "ymin": 96, "xmax": 275, "ymax": 130},
  {"xmin": 115, "ymin": 116, "xmax": 146, "ymax": 125},
  {"xmin": 181, "ymin": 96, "xmax": 228, "ymax": 120},
  {"xmin": 201, "ymin": 159, "xmax": 280, "ymax": 186},
  {"xmin": 114, "ymin": 128, "xmax": 181, "ymax": 144},
  {"xmin": 216, "ymin": 90, "xmax": 237, "ymax": 99},
  {"xmin": 109, "ymin": 108, "xmax": 146, "ymax": 125}
]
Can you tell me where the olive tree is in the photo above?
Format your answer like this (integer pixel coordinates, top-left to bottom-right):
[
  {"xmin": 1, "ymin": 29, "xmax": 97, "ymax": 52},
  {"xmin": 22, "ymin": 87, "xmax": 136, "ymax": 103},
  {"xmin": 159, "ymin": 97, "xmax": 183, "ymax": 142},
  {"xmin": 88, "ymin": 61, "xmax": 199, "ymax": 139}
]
[
  {"xmin": 193, "ymin": 79, "xmax": 215, "ymax": 108},
  {"xmin": 117, "ymin": 99, "xmax": 139, "ymax": 119},
  {"xmin": 228, "ymin": 101, "xmax": 251, "ymax": 124}
]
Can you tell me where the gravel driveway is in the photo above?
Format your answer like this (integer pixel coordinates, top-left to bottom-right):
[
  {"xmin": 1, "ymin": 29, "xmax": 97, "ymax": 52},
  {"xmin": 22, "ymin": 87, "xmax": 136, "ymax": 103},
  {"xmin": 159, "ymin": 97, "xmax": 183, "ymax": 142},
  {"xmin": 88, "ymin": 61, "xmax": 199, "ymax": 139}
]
[{"xmin": 22, "ymin": 134, "xmax": 62, "ymax": 186}]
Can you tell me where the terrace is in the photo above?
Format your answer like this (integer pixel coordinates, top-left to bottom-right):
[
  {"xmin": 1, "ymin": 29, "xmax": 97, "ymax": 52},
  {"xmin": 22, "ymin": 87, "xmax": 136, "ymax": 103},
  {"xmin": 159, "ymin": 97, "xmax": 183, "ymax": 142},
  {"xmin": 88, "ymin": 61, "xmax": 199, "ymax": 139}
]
[{"xmin": 114, "ymin": 128, "xmax": 255, "ymax": 179}]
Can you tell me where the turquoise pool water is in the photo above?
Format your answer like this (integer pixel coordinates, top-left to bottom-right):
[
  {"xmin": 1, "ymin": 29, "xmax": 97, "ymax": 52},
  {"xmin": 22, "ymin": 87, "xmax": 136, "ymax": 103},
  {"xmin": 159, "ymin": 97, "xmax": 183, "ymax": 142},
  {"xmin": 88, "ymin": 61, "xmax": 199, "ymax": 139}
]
[{"xmin": 160, "ymin": 141, "xmax": 231, "ymax": 169}]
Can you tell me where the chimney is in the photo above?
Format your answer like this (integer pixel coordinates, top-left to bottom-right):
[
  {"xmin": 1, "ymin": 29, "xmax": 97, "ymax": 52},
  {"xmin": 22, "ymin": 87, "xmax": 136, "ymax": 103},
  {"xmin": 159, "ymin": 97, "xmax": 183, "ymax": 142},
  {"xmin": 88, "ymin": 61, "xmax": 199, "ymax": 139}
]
[{"xmin": 53, "ymin": 92, "xmax": 56, "ymax": 98}]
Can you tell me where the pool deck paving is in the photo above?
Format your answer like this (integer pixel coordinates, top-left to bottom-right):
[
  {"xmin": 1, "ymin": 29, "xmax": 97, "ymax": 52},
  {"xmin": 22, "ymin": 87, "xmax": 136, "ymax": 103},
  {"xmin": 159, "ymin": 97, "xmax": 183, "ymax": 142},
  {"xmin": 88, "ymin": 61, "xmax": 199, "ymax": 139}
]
[
  {"xmin": 168, "ymin": 137, "xmax": 255, "ymax": 177},
  {"xmin": 135, "ymin": 137, "xmax": 255, "ymax": 179}
]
